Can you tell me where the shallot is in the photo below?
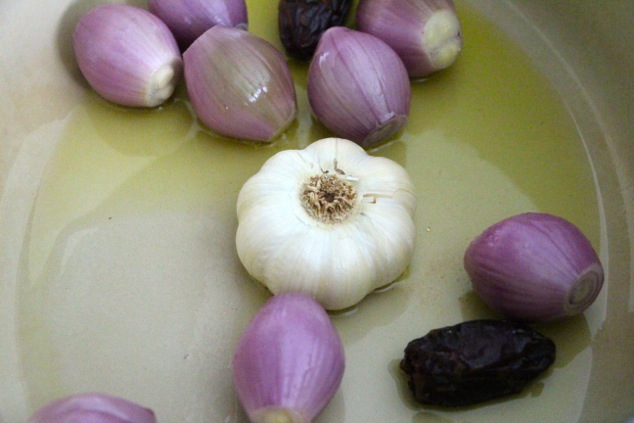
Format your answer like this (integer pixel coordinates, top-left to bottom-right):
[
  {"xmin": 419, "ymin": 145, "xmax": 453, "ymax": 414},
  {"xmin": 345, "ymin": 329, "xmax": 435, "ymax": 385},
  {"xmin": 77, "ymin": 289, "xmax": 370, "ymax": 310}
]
[
  {"xmin": 464, "ymin": 212, "xmax": 604, "ymax": 322},
  {"xmin": 184, "ymin": 26, "xmax": 297, "ymax": 142},
  {"xmin": 73, "ymin": 4, "xmax": 182, "ymax": 108},
  {"xmin": 232, "ymin": 293, "xmax": 345, "ymax": 422}
]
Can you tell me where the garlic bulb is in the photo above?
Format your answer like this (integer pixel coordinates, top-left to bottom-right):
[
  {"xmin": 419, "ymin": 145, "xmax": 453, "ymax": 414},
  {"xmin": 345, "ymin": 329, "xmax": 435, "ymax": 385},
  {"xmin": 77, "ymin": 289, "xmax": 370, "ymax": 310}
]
[
  {"xmin": 184, "ymin": 26, "xmax": 298, "ymax": 142},
  {"xmin": 356, "ymin": 0, "xmax": 463, "ymax": 78},
  {"xmin": 148, "ymin": 0, "xmax": 248, "ymax": 50},
  {"xmin": 307, "ymin": 27, "xmax": 411, "ymax": 148},
  {"xmin": 73, "ymin": 4, "xmax": 182, "ymax": 108},
  {"xmin": 236, "ymin": 137, "xmax": 417, "ymax": 310},
  {"xmin": 27, "ymin": 393, "xmax": 156, "ymax": 423},
  {"xmin": 232, "ymin": 293, "xmax": 345, "ymax": 423}
]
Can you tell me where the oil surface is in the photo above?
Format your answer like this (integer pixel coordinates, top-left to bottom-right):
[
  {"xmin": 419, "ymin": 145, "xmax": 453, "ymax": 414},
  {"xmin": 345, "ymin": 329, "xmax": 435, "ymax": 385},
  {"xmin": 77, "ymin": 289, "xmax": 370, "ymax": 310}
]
[{"xmin": 17, "ymin": 2, "xmax": 601, "ymax": 422}]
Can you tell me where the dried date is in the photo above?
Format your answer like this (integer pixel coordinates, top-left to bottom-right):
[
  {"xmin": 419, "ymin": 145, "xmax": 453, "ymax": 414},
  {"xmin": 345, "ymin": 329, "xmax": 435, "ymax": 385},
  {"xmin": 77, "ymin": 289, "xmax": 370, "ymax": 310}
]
[
  {"xmin": 400, "ymin": 319, "xmax": 556, "ymax": 407},
  {"xmin": 278, "ymin": 0, "xmax": 352, "ymax": 60}
]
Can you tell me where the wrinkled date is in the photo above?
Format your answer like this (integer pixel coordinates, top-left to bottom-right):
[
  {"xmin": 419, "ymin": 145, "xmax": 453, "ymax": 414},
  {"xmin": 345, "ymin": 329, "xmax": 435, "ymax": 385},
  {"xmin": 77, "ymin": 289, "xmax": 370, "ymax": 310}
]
[
  {"xmin": 400, "ymin": 319, "xmax": 556, "ymax": 407},
  {"xmin": 278, "ymin": 0, "xmax": 352, "ymax": 60}
]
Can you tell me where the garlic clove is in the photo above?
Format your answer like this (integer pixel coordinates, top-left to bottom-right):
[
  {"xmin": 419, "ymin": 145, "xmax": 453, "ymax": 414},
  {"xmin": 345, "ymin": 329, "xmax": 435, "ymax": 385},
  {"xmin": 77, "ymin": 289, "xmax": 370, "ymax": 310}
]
[
  {"xmin": 464, "ymin": 212, "xmax": 605, "ymax": 323},
  {"xmin": 236, "ymin": 137, "xmax": 416, "ymax": 310},
  {"xmin": 232, "ymin": 293, "xmax": 345, "ymax": 423},
  {"xmin": 183, "ymin": 26, "xmax": 298, "ymax": 142},
  {"xmin": 148, "ymin": 0, "xmax": 248, "ymax": 51},
  {"xmin": 307, "ymin": 27, "xmax": 411, "ymax": 148},
  {"xmin": 27, "ymin": 392, "xmax": 156, "ymax": 423},
  {"xmin": 73, "ymin": 4, "xmax": 182, "ymax": 108},
  {"xmin": 356, "ymin": 0, "xmax": 463, "ymax": 78}
]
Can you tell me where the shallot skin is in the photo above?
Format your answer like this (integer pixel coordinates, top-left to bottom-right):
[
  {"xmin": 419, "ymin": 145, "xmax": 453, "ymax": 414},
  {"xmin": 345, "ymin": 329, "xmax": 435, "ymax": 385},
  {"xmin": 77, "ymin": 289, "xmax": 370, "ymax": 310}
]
[
  {"xmin": 307, "ymin": 27, "xmax": 411, "ymax": 148},
  {"xmin": 73, "ymin": 4, "xmax": 182, "ymax": 108},
  {"xmin": 464, "ymin": 212, "xmax": 604, "ymax": 323},
  {"xmin": 183, "ymin": 26, "xmax": 297, "ymax": 142},
  {"xmin": 148, "ymin": 0, "xmax": 248, "ymax": 50},
  {"xmin": 27, "ymin": 392, "xmax": 156, "ymax": 423},
  {"xmin": 232, "ymin": 293, "xmax": 345, "ymax": 423},
  {"xmin": 356, "ymin": 0, "xmax": 463, "ymax": 78}
]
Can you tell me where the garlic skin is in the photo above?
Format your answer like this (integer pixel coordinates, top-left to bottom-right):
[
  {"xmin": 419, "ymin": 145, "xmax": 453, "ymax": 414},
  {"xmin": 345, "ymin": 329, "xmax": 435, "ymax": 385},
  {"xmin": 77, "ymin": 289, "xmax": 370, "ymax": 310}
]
[
  {"xmin": 464, "ymin": 212, "xmax": 604, "ymax": 323},
  {"xmin": 148, "ymin": 0, "xmax": 248, "ymax": 50},
  {"xmin": 356, "ymin": 0, "xmax": 462, "ymax": 78},
  {"xmin": 236, "ymin": 137, "xmax": 416, "ymax": 310},
  {"xmin": 73, "ymin": 4, "xmax": 182, "ymax": 108},
  {"xmin": 27, "ymin": 393, "xmax": 156, "ymax": 423},
  {"xmin": 232, "ymin": 293, "xmax": 345, "ymax": 423},
  {"xmin": 307, "ymin": 27, "xmax": 411, "ymax": 148},
  {"xmin": 184, "ymin": 26, "xmax": 298, "ymax": 142}
]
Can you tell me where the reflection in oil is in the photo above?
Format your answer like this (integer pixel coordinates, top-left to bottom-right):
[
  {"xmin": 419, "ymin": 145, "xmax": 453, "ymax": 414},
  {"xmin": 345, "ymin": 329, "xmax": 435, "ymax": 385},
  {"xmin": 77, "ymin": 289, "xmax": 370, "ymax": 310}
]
[
  {"xmin": 85, "ymin": 90, "xmax": 195, "ymax": 158},
  {"xmin": 538, "ymin": 315, "xmax": 592, "ymax": 369},
  {"xmin": 332, "ymin": 279, "xmax": 412, "ymax": 344}
]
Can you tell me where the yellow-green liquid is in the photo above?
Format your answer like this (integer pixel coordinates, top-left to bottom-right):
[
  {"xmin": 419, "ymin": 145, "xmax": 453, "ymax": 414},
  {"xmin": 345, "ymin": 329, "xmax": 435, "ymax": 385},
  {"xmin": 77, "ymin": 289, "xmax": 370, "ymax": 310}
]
[{"xmin": 18, "ymin": 2, "xmax": 600, "ymax": 422}]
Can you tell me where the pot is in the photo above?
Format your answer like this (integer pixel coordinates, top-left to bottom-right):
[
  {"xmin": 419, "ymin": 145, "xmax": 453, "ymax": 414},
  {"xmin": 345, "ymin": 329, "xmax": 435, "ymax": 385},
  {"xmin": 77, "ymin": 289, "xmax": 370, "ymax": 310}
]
[{"xmin": 1, "ymin": 1, "xmax": 632, "ymax": 422}]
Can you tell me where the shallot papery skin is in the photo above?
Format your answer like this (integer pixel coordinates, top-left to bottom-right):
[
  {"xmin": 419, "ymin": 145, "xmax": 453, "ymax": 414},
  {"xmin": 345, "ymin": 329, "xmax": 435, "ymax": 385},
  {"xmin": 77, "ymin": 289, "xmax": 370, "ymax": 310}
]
[
  {"xmin": 148, "ymin": 0, "xmax": 248, "ymax": 50},
  {"xmin": 184, "ymin": 26, "xmax": 298, "ymax": 142},
  {"xmin": 307, "ymin": 27, "xmax": 411, "ymax": 148},
  {"xmin": 73, "ymin": 4, "xmax": 182, "ymax": 108},
  {"xmin": 27, "ymin": 393, "xmax": 156, "ymax": 423},
  {"xmin": 464, "ymin": 212, "xmax": 604, "ymax": 323},
  {"xmin": 356, "ymin": 0, "xmax": 463, "ymax": 78},
  {"xmin": 232, "ymin": 293, "xmax": 345, "ymax": 423}
]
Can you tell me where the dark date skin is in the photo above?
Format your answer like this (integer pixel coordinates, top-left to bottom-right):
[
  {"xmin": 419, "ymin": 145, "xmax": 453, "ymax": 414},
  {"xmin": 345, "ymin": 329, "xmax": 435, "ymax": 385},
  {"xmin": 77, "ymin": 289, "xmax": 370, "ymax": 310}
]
[
  {"xmin": 400, "ymin": 319, "xmax": 556, "ymax": 407},
  {"xmin": 278, "ymin": 0, "xmax": 352, "ymax": 60}
]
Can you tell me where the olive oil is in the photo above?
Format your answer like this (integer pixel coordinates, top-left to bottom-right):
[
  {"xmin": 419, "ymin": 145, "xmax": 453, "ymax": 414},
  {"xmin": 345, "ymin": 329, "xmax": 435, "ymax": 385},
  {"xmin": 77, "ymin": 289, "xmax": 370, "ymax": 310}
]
[{"xmin": 18, "ymin": 2, "xmax": 601, "ymax": 422}]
